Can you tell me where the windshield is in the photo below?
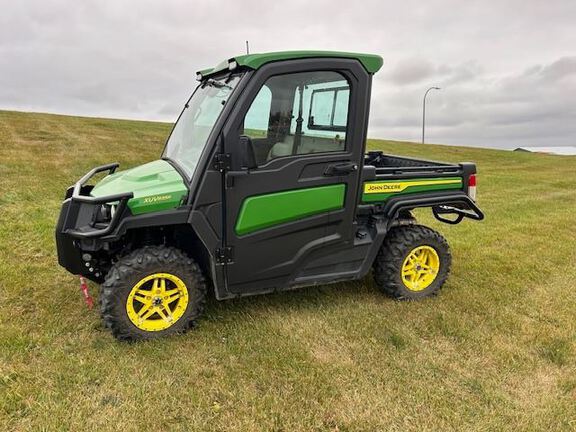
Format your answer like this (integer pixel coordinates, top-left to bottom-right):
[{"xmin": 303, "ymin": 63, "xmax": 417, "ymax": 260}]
[{"xmin": 163, "ymin": 74, "xmax": 242, "ymax": 177}]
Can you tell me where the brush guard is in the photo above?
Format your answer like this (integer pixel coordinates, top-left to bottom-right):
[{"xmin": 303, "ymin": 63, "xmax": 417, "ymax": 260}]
[
  {"xmin": 56, "ymin": 163, "xmax": 133, "ymax": 282},
  {"xmin": 62, "ymin": 163, "xmax": 134, "ymax": 239}
]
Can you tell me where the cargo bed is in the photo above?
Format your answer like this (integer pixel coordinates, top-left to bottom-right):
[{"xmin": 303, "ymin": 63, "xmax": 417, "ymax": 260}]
[
  {"xmin": 364, "ymin": 151, "xmax": 466, "ymax": 179},
  {"xmin": 361, "ymin": 151, "xmax": 484, "ymax": 224}
]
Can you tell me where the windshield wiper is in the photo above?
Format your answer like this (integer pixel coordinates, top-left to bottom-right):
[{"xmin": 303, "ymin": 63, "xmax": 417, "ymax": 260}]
[{"xmin": 204, "ymin": 78, "xmax": 232, "ymax": 90}]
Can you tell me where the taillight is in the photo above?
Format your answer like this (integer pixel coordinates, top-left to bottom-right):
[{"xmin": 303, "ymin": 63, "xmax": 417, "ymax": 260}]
[{"xmin": 468, "ymin": 174, "xmax": 477, "ymax": 201}]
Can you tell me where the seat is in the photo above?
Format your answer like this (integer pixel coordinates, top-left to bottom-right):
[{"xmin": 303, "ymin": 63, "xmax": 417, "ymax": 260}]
[{"xmin": 267, "ymin": 135, "xmax": 294, "ymax": 160}]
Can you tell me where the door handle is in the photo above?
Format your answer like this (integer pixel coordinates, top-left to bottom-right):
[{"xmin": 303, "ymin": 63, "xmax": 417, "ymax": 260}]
[
  {"xmin": 324, "ymin": 162, "xmax": 358, "ymax": 176},
  {"xmin": 226, "ymin": 170, "xmax": 250, "ymax": 188}
]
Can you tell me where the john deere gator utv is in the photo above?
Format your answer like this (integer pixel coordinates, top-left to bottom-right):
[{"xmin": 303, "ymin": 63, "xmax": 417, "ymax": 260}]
[{"xmin": 56, "ymin": 51, "xmax": 484, "ymax": 341}]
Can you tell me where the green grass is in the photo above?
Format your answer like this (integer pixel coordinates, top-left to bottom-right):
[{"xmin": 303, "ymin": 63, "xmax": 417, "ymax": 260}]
[{"xmin": 1, "ymin": 110, "xmax": 575, "ymax": 431}]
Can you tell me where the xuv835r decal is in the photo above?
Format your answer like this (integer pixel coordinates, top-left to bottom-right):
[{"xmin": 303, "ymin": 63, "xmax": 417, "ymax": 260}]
[
  {"xmin": 235, "ymin": 184, "xmax": 346, "ymax": 235},
  {"xmin": 362, "ymin": 178, "xmax": 462, "ymax": 203}
]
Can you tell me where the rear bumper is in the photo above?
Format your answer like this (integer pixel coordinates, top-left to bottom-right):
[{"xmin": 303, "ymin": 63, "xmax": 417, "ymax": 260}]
[{"xmin": 383, "ymin": 191, "xmax": 485, "ymax": 225}]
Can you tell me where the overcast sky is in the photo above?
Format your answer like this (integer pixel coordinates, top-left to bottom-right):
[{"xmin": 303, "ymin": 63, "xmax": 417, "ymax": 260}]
[{"xmin": 1, "ymin": 0, "xmax": 575, "ymax": 149}]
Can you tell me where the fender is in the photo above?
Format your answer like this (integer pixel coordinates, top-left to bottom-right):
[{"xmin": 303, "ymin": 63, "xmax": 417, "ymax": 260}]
[{"xmin": 98, "ymin": 208, "xmax": 191, "ymax": 241}]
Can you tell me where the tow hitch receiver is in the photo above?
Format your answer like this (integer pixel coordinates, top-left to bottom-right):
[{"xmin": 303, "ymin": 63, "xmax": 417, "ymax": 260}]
[{"xmin": 79, "ymin": 276, "xmax": 94, "ymax": 309}]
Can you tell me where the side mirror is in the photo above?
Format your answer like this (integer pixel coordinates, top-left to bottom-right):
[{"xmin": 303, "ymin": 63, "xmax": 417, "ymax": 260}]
[{"xmin": 239, "ymin": 135, "xmax": 257, "ymax": 170}]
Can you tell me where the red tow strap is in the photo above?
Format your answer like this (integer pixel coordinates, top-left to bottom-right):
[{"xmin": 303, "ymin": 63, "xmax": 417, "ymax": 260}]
[{"xmin": 79, "ymin": 276, "xmax": 94, "ymax": 309}]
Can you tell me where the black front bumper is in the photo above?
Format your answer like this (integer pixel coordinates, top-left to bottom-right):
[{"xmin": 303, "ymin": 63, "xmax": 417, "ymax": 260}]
[
  {"xmin": 55, "ymin": 163, "xmax": 133, "ymax": 280},
  {"xmin": 56, "ymin": 198, "xmax": 89, "ymax": 277}
]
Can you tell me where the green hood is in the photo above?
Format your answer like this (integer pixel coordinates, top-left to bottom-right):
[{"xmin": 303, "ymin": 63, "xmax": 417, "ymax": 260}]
[{"xmin": 91, "ymin": 160, "xmax": 188, "ymax": 215}]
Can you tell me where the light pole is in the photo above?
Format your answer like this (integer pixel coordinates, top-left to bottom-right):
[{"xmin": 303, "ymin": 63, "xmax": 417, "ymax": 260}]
[{"xmin": 422, "ymin": 86, "xmax": 441, "ymax": 144}]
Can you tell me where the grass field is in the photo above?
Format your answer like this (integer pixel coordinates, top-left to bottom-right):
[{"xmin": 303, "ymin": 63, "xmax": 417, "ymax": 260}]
[{"xmin": 1, "ymin": 109, "xmax": 575, "ymax": 431}]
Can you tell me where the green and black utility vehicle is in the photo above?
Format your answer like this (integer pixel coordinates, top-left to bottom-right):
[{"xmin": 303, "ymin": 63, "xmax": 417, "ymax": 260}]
[{"xmin": 56, "ymin": 51, "xmax": 484, "ymax": 341}]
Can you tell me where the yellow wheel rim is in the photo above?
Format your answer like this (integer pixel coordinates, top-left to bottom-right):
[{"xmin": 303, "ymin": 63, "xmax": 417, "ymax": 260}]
[
  {"xmin": 126, "ymin": 273, "xmax": 189, "ymax": 332},
  {"xmin": 401, "ymin": 246, "xmax": 440, "ymax": 292}
]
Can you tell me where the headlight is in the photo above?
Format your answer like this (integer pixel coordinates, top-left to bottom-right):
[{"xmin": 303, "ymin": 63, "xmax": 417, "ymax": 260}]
[{"xmin": 95, "ymin": 204, "xmax": 115, "ymax": 223}]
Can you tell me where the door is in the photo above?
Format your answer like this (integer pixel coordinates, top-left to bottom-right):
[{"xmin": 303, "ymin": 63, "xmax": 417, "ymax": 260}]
[{"xmin": 221, "ymin": 59, "xmax": 371, "ymax": 294}]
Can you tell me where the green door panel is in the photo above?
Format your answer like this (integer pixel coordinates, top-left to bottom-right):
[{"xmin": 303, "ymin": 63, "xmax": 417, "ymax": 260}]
[
  {"xmin": 235, "ymin": 184, "xmax": 346, "ymax": 236},
  {"xmin": 91, "ymin": 160, "xmax": 188, "ymax": 215},
  {"xmin": 362, "ymin": 177, "xmax": 463, "ymax": 203}
]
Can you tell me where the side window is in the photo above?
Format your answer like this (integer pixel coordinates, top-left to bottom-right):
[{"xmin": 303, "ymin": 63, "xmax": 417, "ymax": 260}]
[
  {"xmin": 243, "ymin": 85, "xmax": 272, "ymax": 139},
  {"xmin": 241, "ymin": 70, "xmax": 350, "ymax": 166},
  {"xmin": 308, "ymin": 87, "xmax": 349, "ymax": 131}
]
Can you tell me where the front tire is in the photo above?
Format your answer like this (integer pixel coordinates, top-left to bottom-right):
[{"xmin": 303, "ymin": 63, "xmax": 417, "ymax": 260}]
[
  {"xmin": 100, "ymin": 245, "xmax": 206, "ymax": 341},
  {"xmin": 373, "ymin": 225, "xmax": 451, "ymax": 300}
]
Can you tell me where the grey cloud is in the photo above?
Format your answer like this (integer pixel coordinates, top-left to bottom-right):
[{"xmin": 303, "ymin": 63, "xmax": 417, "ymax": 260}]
[
  {"xmin": 385, "ymin": 59, "xmax": 482, "ymax": 87},
  {"xmin": 386, "ymin": 58, "xmax": 436, "ymax": 86},
  {"xmin": 530, "ymin": 56, "xmax": 576, "ymax": 82},
  {"xmin": 370, "ymin": 54, "xmax": 576, "ymax": 148},
  {"xmin": 1, "ymin": 0, "xmax": 575, "ymax": 149}
]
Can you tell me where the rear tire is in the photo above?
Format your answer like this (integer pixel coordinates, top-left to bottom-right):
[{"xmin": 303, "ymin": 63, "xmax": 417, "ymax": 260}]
[
  {"xmin": 100, "ymin": 245, "xmax": 206, "ymax": 341},
  {"xmin": 373, "ymin": 225, "xmax": 451, "ymax": 300}
]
